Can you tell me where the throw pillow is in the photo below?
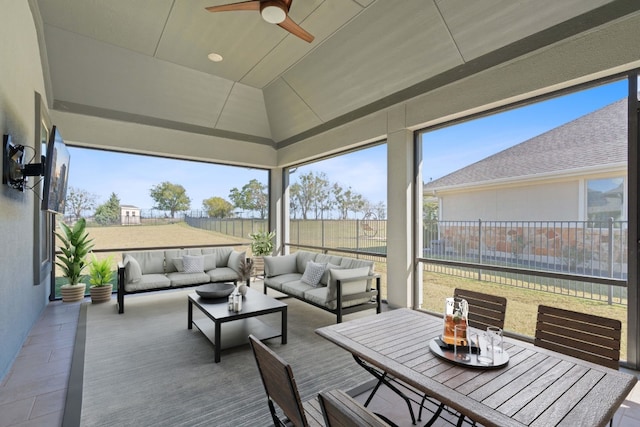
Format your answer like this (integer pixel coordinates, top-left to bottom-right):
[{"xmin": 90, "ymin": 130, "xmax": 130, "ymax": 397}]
[
  {"xmin": 124, "ymin": 255, "xmax": 142, "ymax": 283},
  {"xmin": 228, "ymin": 250, "xmax": 246, "ymax": 274},
  {"xmin": 203, "ymin": 254, "xmax": 216, "ymax": 271},
  {"xmin": 183, "ymin": 255, "xmax": 205, "ymax": 274},
  {"xmin": 327, "ymin": 266, "xmax": 371, "ymax": 303},
  {"xmin": 321, "ymin": 262, "xmax": 342, "ymax": 285},
  {"xmin": 301, "ymin": 261, "xmax": 327, "ymax": 287},
  {"xmin": 172, "ymin": 257, "xmax": 184, "ymax": 272},
  {"xmin": 263, "ymin": 254, "xmax": 297, "ymax": 277}
]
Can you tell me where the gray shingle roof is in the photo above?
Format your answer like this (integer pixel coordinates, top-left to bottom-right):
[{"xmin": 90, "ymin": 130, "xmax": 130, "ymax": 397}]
[{"xmin": 424, "ymin": 98, "xmax": 627, "ymax": 191}]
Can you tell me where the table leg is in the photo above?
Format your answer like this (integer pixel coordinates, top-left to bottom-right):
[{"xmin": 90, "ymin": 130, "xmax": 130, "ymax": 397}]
[
  {"xmin": 214, "ymin": 321, "xmax": 221, "ymax": 363},
  {"xmin": 188, "ymin": 299, "xmax": 193, "ymax": 330},
  {"xmin": 281, "ymin": 307, "xmax": 287, "ymax": 345}
]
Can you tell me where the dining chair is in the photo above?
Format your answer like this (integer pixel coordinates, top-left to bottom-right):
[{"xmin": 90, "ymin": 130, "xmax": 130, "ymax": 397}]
[
  {"xmin": 418, "ymin": 289, "xmax": 508, "ymax": 426},
  {"xmin": 535, "ymin": 305, "xmax": 621, "ymax": 427},
  {"xmin": 249, "ymin": 334, "xmax": 323, "ymax": 427},
  {"xmin": 318, "ymin": 389, "xmax": 398, "ymax": 427},
  {"xmin": 534, "ymin": 305, "xmax": 621, "ymax": 369}
]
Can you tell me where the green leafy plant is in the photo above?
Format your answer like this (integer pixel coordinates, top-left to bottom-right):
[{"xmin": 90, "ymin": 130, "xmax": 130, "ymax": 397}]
[
  {"xmin": 55, "ymin": 218, "xmax": 94, "ymax": 286},
  {"xmin": 248, "ymin": 230, "xmax": 275, "ymax": 256},
  {"xmin": 88, "ymin": 254, "xmax": 114, "ymax": 287}
]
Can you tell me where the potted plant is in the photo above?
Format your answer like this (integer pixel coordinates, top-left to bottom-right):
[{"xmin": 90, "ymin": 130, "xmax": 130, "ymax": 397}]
[
  {"xmin": 56, "ymin": 218, "xmax": 94, "ymax": 302},
  {"xmin": 248, "ymin": 230, "xmax": 275, "ymax": 279},
  {"xmin": 88, "ymin": 254, "xmax": 114, "ymax": 303}
]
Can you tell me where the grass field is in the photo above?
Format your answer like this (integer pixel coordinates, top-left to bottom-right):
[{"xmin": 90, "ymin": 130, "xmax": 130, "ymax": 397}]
[{"xmin": 54, "ymin": 221, "xmax": 629, "ymax": 358}]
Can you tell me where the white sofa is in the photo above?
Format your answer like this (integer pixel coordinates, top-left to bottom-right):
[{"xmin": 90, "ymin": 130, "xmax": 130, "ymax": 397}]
[
  {"xmin": 263, "ymin": 250, "xmax": 381, "ymax": 323},
  {"xmin": 117, "ymin": 246, "xmax": 247, "ymax": 313}
]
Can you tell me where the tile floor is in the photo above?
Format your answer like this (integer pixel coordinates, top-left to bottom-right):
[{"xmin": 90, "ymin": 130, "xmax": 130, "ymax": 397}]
[{"xmin": 1, "ymin": 298, "xmax": 640, "ymax": 427}]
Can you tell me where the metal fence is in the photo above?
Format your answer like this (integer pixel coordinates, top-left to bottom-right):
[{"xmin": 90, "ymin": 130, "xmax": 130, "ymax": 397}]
[
  {"xmin": 185, "ymin": 216, "xmax": 629, "ymax": 305},
  {"xmin": 422, "ymin": 219, "xmax": 628, "ymax": 305},
  {"xmin": 184, "ymin": 215, "xmax": 268, "ymax": 240}
]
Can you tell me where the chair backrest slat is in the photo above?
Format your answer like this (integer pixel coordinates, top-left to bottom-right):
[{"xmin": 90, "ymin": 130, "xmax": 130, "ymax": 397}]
[
  {"xmin": 454, "ymin": 288, "xmax": 507, "ymax": 330},
  {"xmin": 318, "ymin": 389, "xmax": 389, "ymax": 427},
  {"xmin": 534, "ymin": 305, "xmax": 621, "ymax": 370},
  {"xmin": 249, "ymin": 335, "xmax": 308, "ymax": 427}
]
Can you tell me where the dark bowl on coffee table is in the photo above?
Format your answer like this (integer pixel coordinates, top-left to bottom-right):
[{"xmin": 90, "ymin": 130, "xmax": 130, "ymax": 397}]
[{"xmin": 196, "ymin": 282, "xmax": 235, "ymax": 299}]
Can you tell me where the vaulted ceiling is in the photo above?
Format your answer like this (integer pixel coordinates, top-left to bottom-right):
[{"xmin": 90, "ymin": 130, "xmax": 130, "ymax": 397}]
[{"xmin": 34, "ymin": 0, "xmax": 640, "ymax": 152}]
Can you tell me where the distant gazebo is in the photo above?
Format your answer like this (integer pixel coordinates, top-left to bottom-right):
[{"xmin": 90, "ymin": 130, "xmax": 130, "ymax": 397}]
[{"xmin": 120, "ymin": 205, "xmax": 141, "ymax": 225}]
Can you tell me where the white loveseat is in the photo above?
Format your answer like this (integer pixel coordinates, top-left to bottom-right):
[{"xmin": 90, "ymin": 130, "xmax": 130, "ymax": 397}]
[
  {"xmin": 117, "ymin": 246, "xmax": 248, "ymax": 313},
  {"xmin": 263, "ymin": 250, "xmax": 381, "ymax": 323}
]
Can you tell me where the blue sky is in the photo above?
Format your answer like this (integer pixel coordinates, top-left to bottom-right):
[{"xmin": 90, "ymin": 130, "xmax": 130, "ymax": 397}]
[{"xmin": 67, "ymin": 79, "xmax": 628, "ymax": 213}]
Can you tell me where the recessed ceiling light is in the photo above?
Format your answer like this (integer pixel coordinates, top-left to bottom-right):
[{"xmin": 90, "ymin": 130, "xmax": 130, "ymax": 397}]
[{"xmin": 208, "ymin": 53, "xmax": 223, "ymax": 62}]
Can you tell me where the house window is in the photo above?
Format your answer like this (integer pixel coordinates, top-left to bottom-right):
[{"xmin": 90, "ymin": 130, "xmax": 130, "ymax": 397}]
[{"xmin": 587, "ymin": 177, "xmax": 624, "ymax": 221}]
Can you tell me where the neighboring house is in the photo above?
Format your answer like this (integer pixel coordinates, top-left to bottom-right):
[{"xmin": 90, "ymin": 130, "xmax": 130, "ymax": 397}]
[
  {"xmin": 120, "ymin": 205, "xmax": 141, "ymax": 225},
  {"xmin": 423, "ymin": 99, "xmax": 627, "ymax": 272},
  {"xmin": 424, "ymin": 98, "xmax": 627, "ymax": 223}
]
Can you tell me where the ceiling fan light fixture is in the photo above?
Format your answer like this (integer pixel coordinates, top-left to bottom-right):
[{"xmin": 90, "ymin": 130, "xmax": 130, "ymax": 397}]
[{"xmin": 261, "ymin": 2, "xmax": 286, "ymax": 24}]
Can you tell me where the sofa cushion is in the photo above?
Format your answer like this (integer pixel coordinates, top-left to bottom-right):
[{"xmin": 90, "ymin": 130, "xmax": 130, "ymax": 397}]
[
  {"xmin": 203, "ymin": 254, "xmax": 216, "ymax": 270},
  {"xmin": 327, "ymin": 267, "xmax": 371, "ymax": 303},
  {"xmin": 315, "ymin": 253, "xmax": 343, "ymax": 266},
  {"xmin": 339, "ymin": 257, "xmax": 374, "ymax": 274},
  {"xmin": 301, "ymin": 261, "xmax": 326, "ymax": 286},
  {"xmin": 321, "ymin": 263, "xmax": 342, "ymax": 285},
  {"xmin": 295, "ymin": 251, "xmax": 317, "ymax": 274},
  {"xmin": 264, "ymin": 273, "xmax": 302, "ymax": 291},
  {"xmin": 207, "ymin": 267, "xmax": 240, "ymax": 283},
  {"xmin": 172, "ymin": 257, "xmax": 185, "ymax": 272},
  {"xmin": 167, "ymin": 271, "xmax": 210, "ymax": 287},
  {"xmin": 281, "ymin": 280, "xmax": 315, "ymax": 298},
  {"xmin": 123, "ymin": 255, "xmax": 142, "ymax": 283},
  {"xmin": 201, "ymin": 247, "xmax": 233, "ymax": 268},
  {"xmin": 183, "ymin": 255, "xmax": 205, "ymax": 273},
  {"xmin": 124, "ymin": 274, "xmax": 171, "ymax": 292},
  {"xmin": 304, "ymin": 287, "xmax": 373, "ymax": 310},
  {"xmin": 125, "ymin": 251, "xmax": 165, "ymax": 275},
  {"xmin": 228, "ymin": 250, "xmax": 245, "ymax": 274},
  {"xmin": 264, "ymin": 254, "xmax": 297, "ymax": 277}
]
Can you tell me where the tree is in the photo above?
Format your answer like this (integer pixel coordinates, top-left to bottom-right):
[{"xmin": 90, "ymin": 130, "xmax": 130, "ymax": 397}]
[
  {"xmin": 94, "ymin": 193, "xmax": 120, "ymax": 225},
  {"xmin": 203, "ymin": 196, "xmax": 234, "ymax": 218},
  {"xmin": 290, "ymin": 171, "xmax": 332, "ymax": 219},
  {"xmin": 65, "ymin": 186, "xmax": 97, "ymax": 220},
  {"xmin": 149, "ymin": 181, "xmax": 191, "ymax": 218},
  {"xmin": 229, "ymin": 179, "xmax": 268, "ymax": 219},
  {"xmin": 334, "ymin": 183, "xmax": 366, "ymax": 219}
]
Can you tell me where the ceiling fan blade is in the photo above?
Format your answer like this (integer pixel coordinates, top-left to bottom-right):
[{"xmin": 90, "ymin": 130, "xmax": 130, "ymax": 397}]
[
  {"xmin": 205, "ymin": 1, "xmax": 260, "ymax": 13},
  {"xmin": 278, "ymin": 16, "xmax": 314, "ymax": 43}
]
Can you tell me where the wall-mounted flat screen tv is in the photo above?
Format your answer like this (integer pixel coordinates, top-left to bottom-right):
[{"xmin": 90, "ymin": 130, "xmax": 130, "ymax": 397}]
[{"xmin": 41, "ymin": 125, "xmax": 70, "ymax": 215}]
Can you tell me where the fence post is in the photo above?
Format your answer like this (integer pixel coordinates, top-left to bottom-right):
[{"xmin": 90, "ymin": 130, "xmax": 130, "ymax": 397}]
[
  {"xmin": 608, "ymin": 217, "xmax": 614, "ymax": 305},
  {"xmin": 478, "ymin": 219, "xmax": 482, "ymax": 281},
  {"xmin": 356, "ymin": 218, "xmax": 360, "ymax": 252}
]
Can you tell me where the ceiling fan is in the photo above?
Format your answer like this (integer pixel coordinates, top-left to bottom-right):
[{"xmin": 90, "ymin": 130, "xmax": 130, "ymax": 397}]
[{"xmin": 205, "ymin": 0, "xmax": 314, "ymax": 43}]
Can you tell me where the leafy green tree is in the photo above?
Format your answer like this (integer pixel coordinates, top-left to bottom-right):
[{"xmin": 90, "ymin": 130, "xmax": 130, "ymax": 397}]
[
  {"xmin": 65, "ymin": 186, "xmax": 97, "ymax": 220},
  {"xmin": 203, "ymin": 196, "xmax": 234, "ymax": 218},
  {"xmin": 229, "ymin": 179, "xmax": 268, "ymax": 219},
  {"xmin": 290, "ymin": 171, "xmax": 332, "ymax": 219},
  {"xmin": 149, "ymin": 181, "xmax": 191, "ymax": 218},
  {"xmin": 94, "ymin": 193, "xmax": 120, "ymax": 225}
]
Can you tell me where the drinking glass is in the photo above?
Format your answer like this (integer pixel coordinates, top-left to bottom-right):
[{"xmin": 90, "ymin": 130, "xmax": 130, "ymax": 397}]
[
  {"xmin": 487, "ymin": 326, "xmax": 503, "ymax": 353},
  {"xmin": 477, "ymin": 332, "xmax": 494, "ymax": 365},
  {"xmin": 454, "ymin": 324, "xmax": 470, "ymax": 361}
]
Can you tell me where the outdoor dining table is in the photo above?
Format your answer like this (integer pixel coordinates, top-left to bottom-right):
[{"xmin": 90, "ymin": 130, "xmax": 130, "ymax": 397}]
[{"xmin": 315, "ymin": 308, "xmax": 638, "ymax": 427}]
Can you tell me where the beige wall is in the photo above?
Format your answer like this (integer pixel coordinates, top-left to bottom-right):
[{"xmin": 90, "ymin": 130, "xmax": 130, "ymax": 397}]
[
  {"xmin": 439, "ymin": 181, "xmax": 579, "ymax": 221},
  {"xmin": 0, "ymin": 0, "xmax": 50, "ymax": 378}
]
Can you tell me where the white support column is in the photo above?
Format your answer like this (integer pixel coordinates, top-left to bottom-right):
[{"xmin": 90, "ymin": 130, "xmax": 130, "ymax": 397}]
[
  {"xmin": 386, "ymin": 124, "xmax": 414, "ymax": 309},
  {"xmin": 269, "ymin": 168, "xmax": 285, "ymax": 255}
]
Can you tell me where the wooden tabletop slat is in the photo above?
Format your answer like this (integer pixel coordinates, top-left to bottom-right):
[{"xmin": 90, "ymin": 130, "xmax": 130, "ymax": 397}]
[
  {"xmin": 496, "ymin": 359, "xmax": 574, "ymax": 417},
  {"xmin": 315, "ymin": 308, "xmax": 637, "ymax": 427}
]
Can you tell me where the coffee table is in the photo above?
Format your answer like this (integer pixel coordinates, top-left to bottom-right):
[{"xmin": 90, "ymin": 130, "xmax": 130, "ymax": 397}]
[{"xmin": 188, "ymin": 286, "xmax": 287, "ymax": 362}]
